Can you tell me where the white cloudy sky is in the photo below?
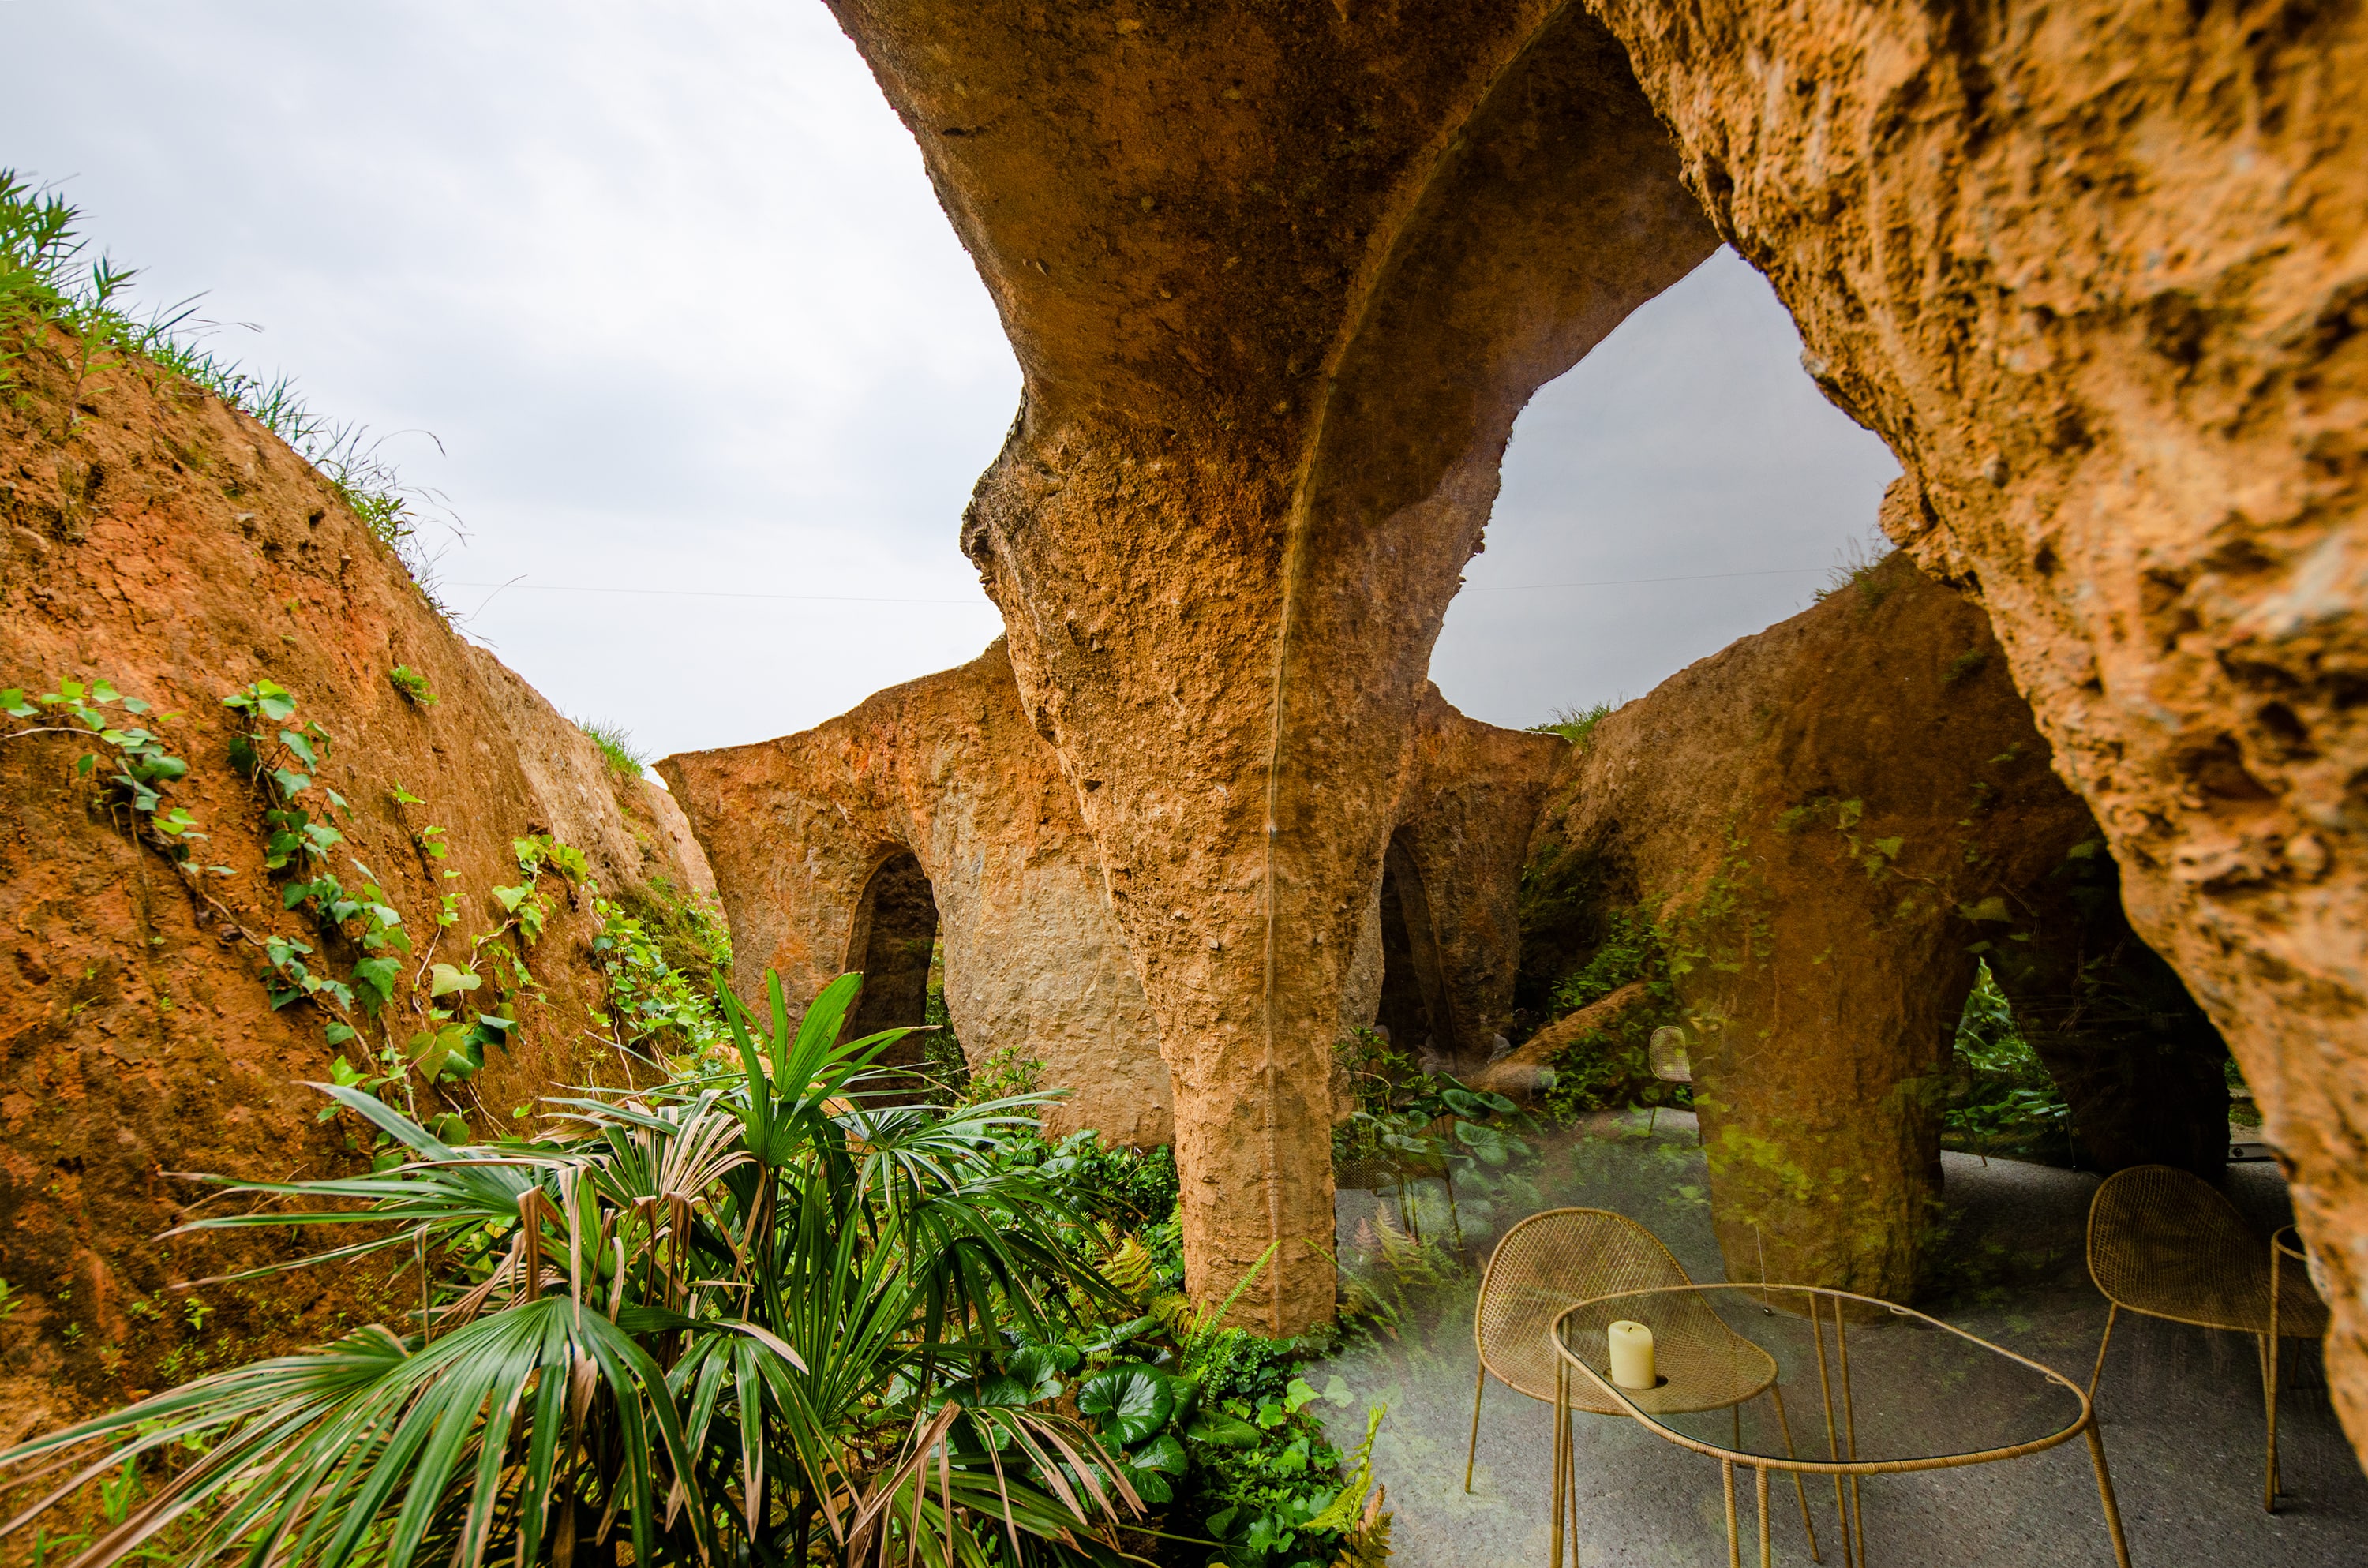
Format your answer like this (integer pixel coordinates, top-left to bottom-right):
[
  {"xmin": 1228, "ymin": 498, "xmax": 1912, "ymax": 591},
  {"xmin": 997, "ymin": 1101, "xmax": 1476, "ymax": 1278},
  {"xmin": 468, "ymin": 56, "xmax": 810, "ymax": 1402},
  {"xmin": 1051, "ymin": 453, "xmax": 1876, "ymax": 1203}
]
[{"xmin": 1, "ymin": 1, "xmax": 1898, "ymax": 763}]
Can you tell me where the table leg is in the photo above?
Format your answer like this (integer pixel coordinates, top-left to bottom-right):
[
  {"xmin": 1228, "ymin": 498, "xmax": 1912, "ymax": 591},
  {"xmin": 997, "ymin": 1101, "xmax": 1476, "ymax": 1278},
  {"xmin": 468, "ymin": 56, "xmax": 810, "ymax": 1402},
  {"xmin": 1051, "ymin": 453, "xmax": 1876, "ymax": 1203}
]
[
  {"xmin": 2085, "ymin": 1417, "xmax": 2134, "ymax": 1568},
  {"xmin": 1725, "ymin": 1458, "xmax": 1740, "ymax": 1568},
  {"xmin": 1769, "ymin": 1385, "xmax": 1821, "ymax": 1562},
  {"xmin": 1757, "ymin": 1463, "xmax": 1772, "ymax": 1568},
  {"xmin": 1809, "ymin": 1295, "xmax": 1854, "ymax": 1568},
  {"xmin": 1838, "ymin": 1309, "xmax": 1865, "ymax": 1568}
]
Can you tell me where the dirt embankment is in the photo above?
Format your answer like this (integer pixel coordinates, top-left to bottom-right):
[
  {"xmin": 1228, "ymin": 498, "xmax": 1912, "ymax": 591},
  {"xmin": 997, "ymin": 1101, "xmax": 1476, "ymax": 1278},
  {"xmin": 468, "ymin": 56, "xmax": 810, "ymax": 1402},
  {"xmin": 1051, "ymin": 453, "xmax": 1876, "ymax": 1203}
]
[{"xmin": 0, "ymin": 335, "xmax": 712, "ymax": 1435}]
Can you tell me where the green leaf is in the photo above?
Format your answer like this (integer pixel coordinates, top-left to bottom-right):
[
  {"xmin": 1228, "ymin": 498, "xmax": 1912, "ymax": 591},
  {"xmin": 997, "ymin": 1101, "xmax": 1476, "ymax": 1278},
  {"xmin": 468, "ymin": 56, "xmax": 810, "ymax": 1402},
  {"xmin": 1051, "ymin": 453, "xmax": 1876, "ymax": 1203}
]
[
  {"xmin": 279, "ymin": 728, "xmax": 317, "ymax": 769},
  {"xmin": 429, "ymin": 964, "xmax": 481, "ymax": 998},
  {"xmin": 0, "ymin": 689, "xmax": 32, "ymax": 717},
  {"xmin": 273, "ymin": 767, "xmax": 311, "ymax": 798},
  {"xmin": 490, "ymin": 885, "xmax": 528, "ymax": 913},
  {"xmin": 1078, "ymin": 1363, "xmax": 1174, "ymax": 1445}
]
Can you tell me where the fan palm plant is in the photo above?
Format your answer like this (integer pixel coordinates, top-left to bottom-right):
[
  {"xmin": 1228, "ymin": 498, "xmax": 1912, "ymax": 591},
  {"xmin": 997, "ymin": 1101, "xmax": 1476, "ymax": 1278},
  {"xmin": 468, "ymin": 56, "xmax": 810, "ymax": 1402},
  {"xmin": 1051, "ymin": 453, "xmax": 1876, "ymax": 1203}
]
[{"xmin": 0, "ymin": 973, "xmax": 1145, "ymax": 1568}]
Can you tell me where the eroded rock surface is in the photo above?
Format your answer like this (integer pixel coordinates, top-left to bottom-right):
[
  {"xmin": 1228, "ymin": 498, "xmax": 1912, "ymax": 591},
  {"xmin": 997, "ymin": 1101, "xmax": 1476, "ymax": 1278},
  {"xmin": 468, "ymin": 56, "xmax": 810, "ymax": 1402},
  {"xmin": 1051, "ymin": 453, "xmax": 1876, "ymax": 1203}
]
[
  {"xmin": 833, "ymin": 0, "xmax": 1718, "ymax": 1330},
  {"xmin": 1578, "ymin": 0, "xmax": 2368, "ymax": 1441},
  {"xmin": 659, "ymin": 642, "xmax": 1177, "ymax": 1147},
  {"xmin": 830, "ymin": 5, "xmax": 2368, "ymax": 1454},
  {"xmin": 0, "ymin": 340, "xmax": 713, "ymax": 1436},
  {"xmin": 1530, "ymin": 556, "xmax": 2228, "ymax": 1298}
]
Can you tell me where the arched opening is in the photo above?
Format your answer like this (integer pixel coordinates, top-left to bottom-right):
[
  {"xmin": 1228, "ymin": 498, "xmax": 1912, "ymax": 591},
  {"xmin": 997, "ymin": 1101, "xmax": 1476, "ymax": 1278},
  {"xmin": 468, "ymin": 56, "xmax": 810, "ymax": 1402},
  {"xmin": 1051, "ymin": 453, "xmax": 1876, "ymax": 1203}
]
[
  {"xmin": 1373, "ymin": 835, "xmax": 1449, "ymax": 1068},
  {"xmin": 845, "ymin": 850, "xmax": 938, "ymax": 1067}
]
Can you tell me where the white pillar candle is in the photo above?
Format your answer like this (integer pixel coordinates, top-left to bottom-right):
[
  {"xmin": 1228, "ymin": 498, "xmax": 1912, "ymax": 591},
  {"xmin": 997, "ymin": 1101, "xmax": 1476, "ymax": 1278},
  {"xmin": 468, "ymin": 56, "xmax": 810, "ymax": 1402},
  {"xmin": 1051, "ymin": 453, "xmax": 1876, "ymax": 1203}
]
[{"xmin": 1608, "ymin": 1319, "xmax": 1657, "ymax": 1390}]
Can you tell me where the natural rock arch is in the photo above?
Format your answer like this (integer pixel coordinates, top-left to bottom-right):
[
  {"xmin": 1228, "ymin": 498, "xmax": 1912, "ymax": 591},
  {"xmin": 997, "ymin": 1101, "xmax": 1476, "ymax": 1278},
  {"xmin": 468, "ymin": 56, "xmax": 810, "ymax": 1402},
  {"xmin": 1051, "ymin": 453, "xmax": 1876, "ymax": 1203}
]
[{"xmin": 825, "ymin": 0, "xmax": 2368, "ymax": 1450}]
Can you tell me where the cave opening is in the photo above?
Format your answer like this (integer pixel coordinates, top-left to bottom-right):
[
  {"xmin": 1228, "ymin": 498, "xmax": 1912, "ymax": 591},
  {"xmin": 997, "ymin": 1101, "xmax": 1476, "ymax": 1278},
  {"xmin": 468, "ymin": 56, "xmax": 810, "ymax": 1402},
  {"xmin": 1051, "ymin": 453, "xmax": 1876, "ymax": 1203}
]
[
  {"xmin": 1374, "ymin": 834, "xmax": 1450, "ymax": 1068},
  {"xmin": 847, "ymin": 849, "xmax": 939, "ymax": 1068}
]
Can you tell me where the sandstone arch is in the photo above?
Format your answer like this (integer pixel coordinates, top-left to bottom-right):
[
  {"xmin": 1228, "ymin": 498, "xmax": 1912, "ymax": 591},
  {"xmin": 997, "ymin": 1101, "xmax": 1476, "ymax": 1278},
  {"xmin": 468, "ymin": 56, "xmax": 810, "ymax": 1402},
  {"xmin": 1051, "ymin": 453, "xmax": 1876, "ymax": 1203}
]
[
  {"xmin": 658, "ymin": 642, "xmax": 1177, "ymax": 1145},
  {"xmin": 828, "ymin": 1, "xmax": 2368, "ymax": 1451}
]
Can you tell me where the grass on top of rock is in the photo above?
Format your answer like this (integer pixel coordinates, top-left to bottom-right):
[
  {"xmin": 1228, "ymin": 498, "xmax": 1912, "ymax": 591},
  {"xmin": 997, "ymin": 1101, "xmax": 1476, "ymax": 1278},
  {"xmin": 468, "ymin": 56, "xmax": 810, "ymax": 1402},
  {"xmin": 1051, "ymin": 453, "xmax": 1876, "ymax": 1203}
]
[
  {"xmin": 1527, "ymin": 701, "xmax": 1613, "ymax": 748},
  {"xmin": 0, "ymin": 971, "xmax": 1388, "ymax": 1568},
  {"xmin": 0, "ymin": 170, "xmax": 451, "ymax": 601},
  {"xmin": 577, "ymin": 717, "xmax": 647, "ymax": 779}
]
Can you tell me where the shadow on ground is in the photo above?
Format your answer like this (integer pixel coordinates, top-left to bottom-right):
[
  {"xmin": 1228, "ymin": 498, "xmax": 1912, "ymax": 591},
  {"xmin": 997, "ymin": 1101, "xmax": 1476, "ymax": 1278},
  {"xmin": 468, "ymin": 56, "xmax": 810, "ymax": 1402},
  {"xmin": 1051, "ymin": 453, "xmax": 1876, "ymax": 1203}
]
[{"xmin": 1314, "ymin": 1111, "xmax": 2367, "ymax": 1566}]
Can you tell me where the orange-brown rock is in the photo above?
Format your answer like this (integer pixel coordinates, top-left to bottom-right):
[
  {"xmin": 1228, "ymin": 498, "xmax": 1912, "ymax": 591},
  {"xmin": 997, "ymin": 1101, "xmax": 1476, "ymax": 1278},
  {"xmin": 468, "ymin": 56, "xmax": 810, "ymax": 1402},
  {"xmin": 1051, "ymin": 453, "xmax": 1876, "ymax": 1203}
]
[
  {"xmin": 658, "ymin": 642, "xmax": 1177, "ymax": 1147},
  {"xmin": 0, "ymin": 336, "xmax": 712, "ymax": 1436},
  {"xmin": 830, "ymin": 2, "xmax": 2368, "ymax": 1456},
  {"xmin": 1383, "ymin": 689, "xmax": 1568, "ymax": 1073},
  {"xmin": 656, "ymin": 655, "xmax": 1560, "ymax": 1156},
  {"xmin": 1528, "ymin": 554, "xmax": 2229, "ymax": 1298},
  {"xmin": 1576, "ymin": 0, "xmax": 2368, "ymax": 1444},
  {"xmin": 831, "ymin": 0, "xmax": 1719, "ymax": 1331}
]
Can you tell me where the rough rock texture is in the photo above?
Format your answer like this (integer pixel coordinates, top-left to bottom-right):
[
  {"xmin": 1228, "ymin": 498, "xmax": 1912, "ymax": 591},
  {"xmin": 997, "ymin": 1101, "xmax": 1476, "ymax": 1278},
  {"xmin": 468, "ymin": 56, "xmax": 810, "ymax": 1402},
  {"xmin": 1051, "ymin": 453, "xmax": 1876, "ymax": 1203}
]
[
  {"xmin": 1527, "ymin": 555, "xmax": 2228, "ymax": 1299},
  {"xmin": 659, "ymin": 642, "xmax": 1177, "ymax": 1147},
  {"xmin": 1577, "ymin": 0, "xmax": 2368, "ymax": 1446},
  {"xmin": 1476, "ymin": 980, "xmax": 1654, "ymax": 1101},
  {"xmin": 831, "ymin": 0, "xmax": 1721, "ymax": 1330},
  {"xmin": 660, "ymin": 653, "xmax": 1558, "ymax": 1151},
  {"xmin": 1384, "ymin": 688, "xmax": 1568, "ymax": 1072},
  {"xmin": 830, "ymin": 6, "xmax": 2368, "ymax": 1450},
  {"xmin": 0, "ymin": 339, "xmax": 714, "ymax": 1437}
]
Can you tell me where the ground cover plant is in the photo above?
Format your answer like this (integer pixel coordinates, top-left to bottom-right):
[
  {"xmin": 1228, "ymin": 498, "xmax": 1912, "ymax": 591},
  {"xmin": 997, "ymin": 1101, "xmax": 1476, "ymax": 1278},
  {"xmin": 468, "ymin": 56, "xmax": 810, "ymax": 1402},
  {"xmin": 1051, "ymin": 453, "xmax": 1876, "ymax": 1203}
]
[{"xmin": 0, "ymin": 970, "xmax": 1389, "ymax": 1568}]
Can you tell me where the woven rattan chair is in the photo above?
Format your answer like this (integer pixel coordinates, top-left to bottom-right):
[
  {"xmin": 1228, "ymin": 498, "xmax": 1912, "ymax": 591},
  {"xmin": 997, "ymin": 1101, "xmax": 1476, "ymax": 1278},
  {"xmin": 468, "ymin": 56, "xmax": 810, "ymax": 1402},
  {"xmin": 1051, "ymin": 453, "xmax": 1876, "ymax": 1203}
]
[
  {"xmin": 1464, "ymin": 1208, "xmax": 1815, "ymax": 1549},
  {"xmin": 2086, "ymin": 1165, "xmax": 2331, "ymax": 1511}
]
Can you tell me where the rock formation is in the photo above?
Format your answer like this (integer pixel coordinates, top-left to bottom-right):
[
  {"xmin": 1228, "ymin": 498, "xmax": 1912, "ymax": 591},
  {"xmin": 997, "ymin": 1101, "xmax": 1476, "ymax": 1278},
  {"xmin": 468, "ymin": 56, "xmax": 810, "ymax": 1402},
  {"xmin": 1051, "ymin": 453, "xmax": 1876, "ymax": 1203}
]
[
  {"xmin": 659, "ymin": 642, "xmax": 1175, "ymax": 1147},
  {"xmin": 657, "ymin": 653, "xmax": 1559, "ymax": 1151},
  {"xmin": 0, "ymin": 335, "xmax": 714, "ymax": 1436},
  {"xmin": 826, "ymin": 0, "xmax": 2368, "ymax": 1453},
  {"xmin": 1575, "ymin": 0, "xmax": 2368, "ymax": 1444},
  {"xmin": 1527, "ymin": 555, "xmax": 2227, "ymax": 1296}
]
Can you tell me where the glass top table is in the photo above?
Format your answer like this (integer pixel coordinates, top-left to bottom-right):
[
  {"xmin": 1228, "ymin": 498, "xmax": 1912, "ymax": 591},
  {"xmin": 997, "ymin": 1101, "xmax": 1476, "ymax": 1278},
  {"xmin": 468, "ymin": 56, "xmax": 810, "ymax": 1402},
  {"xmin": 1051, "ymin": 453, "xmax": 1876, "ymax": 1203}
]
[{"xmin": 1546, "ymin": 1284, "xmax": 2132, "ymax": 1568}]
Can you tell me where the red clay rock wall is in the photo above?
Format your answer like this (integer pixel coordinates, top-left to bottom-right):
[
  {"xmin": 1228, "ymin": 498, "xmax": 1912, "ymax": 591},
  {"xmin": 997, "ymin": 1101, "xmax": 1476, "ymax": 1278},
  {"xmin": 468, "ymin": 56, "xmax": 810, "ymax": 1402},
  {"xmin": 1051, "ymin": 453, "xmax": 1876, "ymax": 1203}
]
[
  {"xmin": 658, "ymin": 642, "xmax": 1178, "ymax": 1147},
  {"xmin": 1579, "ymin": 0, "xmax": 2368, "ymax": 1446},
  {"xmin": 658, "ymin": 653, "xmax": 1558, "ymax": 1152},
  {"xmin": 1389, "ymin": 687, "xmax": 1568, "ymax": 1072},
  {"xmin": 831, "ymin": 0, "xmax": 1721, "ymax": 1330},
  {"xmin": 1529, "ymin": 556, "xmax": 2227, "ymax": 1297},
  {"xmin": 0, "ymin": 339, "xmax": 713, "ymax": 1439}
]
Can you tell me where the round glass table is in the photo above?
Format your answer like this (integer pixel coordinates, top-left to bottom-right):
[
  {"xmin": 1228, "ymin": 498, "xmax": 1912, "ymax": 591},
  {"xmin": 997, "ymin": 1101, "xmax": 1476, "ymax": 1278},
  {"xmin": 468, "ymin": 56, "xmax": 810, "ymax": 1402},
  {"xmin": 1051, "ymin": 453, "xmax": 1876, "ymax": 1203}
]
[{"xmin": 1549, "ymin": 1284, "xmax": 2132, "ymax": 1568}]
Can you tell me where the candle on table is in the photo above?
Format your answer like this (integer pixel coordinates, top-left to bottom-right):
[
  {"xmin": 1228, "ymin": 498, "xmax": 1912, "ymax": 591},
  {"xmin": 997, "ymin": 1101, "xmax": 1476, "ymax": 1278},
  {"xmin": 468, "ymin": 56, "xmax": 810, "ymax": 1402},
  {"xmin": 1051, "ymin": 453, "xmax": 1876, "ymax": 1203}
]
[{"xmin": 1608, "ymin": 1319, "xmax": 1656, "ymax": 1390}]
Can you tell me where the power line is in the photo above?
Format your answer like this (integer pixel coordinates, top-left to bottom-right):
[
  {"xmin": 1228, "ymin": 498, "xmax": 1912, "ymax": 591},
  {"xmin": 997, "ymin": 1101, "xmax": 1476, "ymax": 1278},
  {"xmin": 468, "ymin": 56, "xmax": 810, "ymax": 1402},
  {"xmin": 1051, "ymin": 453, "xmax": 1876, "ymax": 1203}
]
[
  {"xmin": 1463, "ymin": 567, "xmax": 1823, "ymax": 591},
  {"xmin": 447, "ymin": 564, "xmax": 1825, "ymax": 608},
  {"xmin": 447, "ymin": 581, "xmax": 987, "ymax": 606}
]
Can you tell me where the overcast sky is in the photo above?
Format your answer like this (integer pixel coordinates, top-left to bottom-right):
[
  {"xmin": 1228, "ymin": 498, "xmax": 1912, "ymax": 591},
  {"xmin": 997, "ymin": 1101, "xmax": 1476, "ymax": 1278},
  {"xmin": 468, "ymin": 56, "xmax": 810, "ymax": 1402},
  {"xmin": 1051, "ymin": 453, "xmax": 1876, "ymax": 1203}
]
[{"xmin": 1, "ymin": 2, "xmax": 1898, "ymax": 763}]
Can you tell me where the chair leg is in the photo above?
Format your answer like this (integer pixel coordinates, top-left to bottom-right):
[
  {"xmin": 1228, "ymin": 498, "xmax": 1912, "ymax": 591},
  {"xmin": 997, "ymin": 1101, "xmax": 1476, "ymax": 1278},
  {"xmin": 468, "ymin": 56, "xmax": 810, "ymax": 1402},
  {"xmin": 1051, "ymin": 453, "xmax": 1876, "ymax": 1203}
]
[
  {"xmin": 2261, "ymin": 1332, "xmax": 2280, "ymax": 1513},
  {"xmin": 2086, "ymin": 1302, "xmax": 2119, "ymax": 1405},
  {"xmin": 1464, "ymin": 1360, "xmax": 1485, "ymax": 1493},
  {"xmin": 1769, "ymin": 1385, "xmax": 1821, "ymax": 1563}
]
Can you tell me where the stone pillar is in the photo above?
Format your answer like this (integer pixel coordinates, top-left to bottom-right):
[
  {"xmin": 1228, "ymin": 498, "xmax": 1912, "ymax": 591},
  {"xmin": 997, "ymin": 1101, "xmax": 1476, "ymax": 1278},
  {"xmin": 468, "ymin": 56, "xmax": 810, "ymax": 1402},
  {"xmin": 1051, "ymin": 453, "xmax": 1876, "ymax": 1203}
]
[
  {"xmin": 1584, "ymin": 0, "xmax": 2368, "ymax": 1445},
  {"xmin": 829, "ymin": 1, "xmax": 1717, "ymax": 1328}
]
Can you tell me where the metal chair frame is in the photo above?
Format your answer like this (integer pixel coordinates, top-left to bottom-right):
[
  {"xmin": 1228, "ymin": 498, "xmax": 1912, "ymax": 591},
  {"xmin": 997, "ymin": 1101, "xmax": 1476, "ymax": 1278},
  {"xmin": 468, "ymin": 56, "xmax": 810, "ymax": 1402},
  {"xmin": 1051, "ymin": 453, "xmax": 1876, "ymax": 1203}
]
[
  {"xmin": 1463, "ymin": 1208, "xmax": 1815, "ymax": 1554},
  {"xmin": 2084, "ymin": 1163, "xmax": 2330, "ymax": 1513}
]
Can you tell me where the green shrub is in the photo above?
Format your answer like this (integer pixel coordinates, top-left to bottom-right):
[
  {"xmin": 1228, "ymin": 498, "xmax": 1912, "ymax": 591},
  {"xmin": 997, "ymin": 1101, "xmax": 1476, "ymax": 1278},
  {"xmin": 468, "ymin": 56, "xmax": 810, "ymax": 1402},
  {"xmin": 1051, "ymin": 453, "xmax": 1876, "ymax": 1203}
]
[
  {"xmin": 387, "ymin": 664, "xmax": 437, "ymax": 705},
  {"xmin": 1528, "ymin": 701, "xmax": 1613, "ymax": 747}
]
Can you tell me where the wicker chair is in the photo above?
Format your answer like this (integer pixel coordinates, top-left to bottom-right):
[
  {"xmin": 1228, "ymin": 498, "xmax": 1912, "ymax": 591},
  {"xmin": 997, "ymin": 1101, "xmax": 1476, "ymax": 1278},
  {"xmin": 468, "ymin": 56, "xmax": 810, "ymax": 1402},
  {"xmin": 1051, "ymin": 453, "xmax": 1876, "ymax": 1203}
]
[
  {"xmin": 1464, "ymin": 1208, "xmax": 1815, "ymax": 1549},
  {"xmin": 2086, "ymin": 1164, "xmax": 2331, "ymax": 1511}
]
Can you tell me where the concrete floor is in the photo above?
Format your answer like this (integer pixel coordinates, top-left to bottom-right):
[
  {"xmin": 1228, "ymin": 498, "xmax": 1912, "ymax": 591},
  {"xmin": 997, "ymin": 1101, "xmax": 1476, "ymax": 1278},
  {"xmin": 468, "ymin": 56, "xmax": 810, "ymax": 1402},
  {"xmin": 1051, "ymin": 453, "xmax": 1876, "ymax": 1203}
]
[{"xmin": 1315, "ymin": 1111, "xmax": 2366, "ymax": 1567}]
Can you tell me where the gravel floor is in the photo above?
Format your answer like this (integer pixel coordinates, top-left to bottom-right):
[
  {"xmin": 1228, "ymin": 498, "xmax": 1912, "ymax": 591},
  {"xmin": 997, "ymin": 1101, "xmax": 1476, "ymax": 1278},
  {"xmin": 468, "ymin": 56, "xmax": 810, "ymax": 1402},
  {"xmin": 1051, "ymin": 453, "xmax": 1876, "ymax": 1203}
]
[{"xmin": 1313, "ymin": 1112, "xmax": 2366, "ymax": 1567}]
